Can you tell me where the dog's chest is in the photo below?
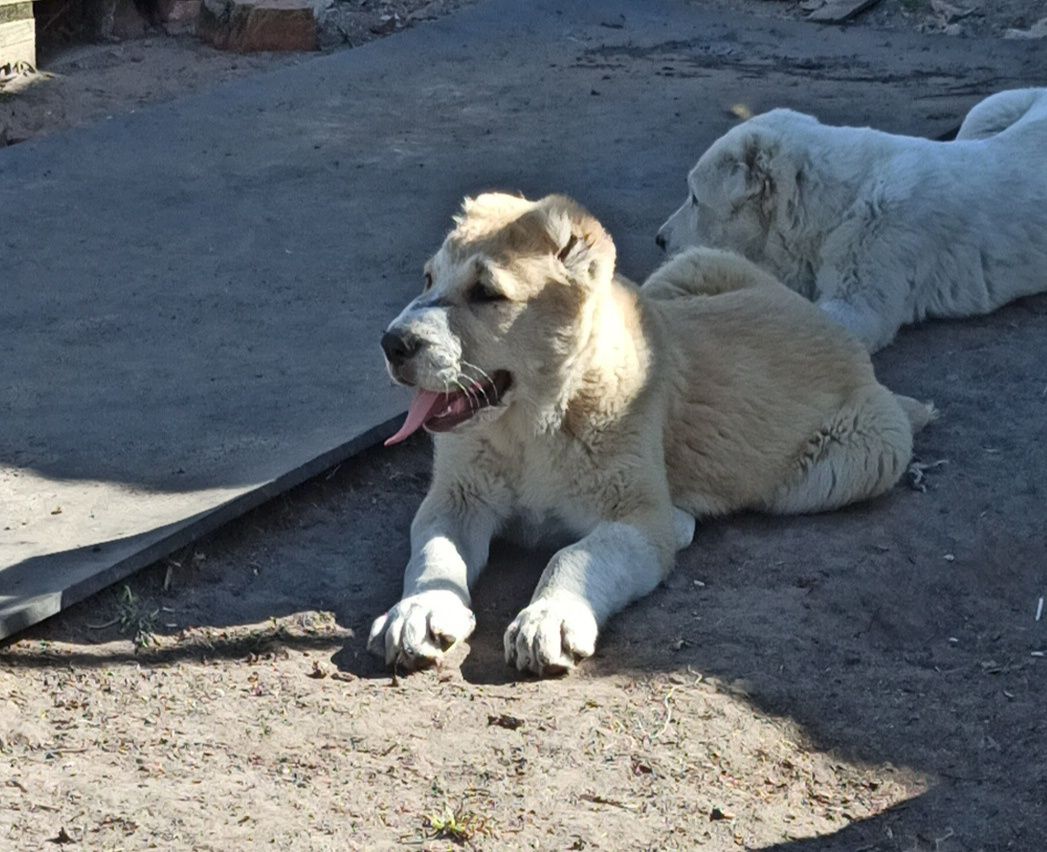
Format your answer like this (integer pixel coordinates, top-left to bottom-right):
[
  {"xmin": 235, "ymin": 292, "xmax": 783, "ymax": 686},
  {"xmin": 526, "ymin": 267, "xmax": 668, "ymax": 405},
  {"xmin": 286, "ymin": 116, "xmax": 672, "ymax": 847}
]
[{"xmin": 489, "ymin": 441, "xmax": 600, "ymax": 537}]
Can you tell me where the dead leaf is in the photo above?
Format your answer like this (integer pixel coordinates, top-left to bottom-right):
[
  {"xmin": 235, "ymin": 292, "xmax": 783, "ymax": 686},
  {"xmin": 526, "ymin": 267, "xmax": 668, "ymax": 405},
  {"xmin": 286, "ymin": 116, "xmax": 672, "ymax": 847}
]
[{"xmin": 487, "ymin": 714, "xmax": 525, "ymax": 731}]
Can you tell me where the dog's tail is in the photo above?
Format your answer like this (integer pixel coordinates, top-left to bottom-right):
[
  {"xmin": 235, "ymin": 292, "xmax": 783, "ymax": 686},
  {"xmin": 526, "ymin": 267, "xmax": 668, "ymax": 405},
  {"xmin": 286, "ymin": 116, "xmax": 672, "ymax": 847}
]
[
  {"xmin": 955, "ymin": 88, "xmax": 1047, "ymax": 141},
  {"xmin": 894, "ymin": 394, "xmax": 938, "ymax": 435}
]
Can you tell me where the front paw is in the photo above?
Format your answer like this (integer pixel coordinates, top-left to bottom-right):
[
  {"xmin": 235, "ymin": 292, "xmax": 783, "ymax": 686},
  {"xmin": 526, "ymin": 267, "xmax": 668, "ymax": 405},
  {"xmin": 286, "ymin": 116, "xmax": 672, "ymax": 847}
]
[
  {"xmin": 504, "ymin": 594, "xmax": 598, "ymax": 677},
  {"xmin": 367, "ymin": 590, "xmax": 476, "ymax": 668}
]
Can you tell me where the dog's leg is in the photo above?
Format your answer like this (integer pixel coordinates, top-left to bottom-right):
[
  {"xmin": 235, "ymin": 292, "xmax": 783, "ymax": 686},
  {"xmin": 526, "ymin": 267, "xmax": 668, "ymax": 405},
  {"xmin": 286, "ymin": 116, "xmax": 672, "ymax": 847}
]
[
  {"xmin": 763, "ymin": 386, "xmax": 915, "ymax": 514},
  {"xmin": 815, "ymin": 216, "xmax": 915, "ymax": 352},
  {"xmin": 504, "ymin": 514, "xmax": 674, "ymax": 676},
  {"xmin": 367, "ymin": 487, "xmax": 501, "ymax": 668},
  {"xmin": 672, "ymin": 507, "xmax": 697, "ymax": 551},
  {"xmin": 816, "ymin": 297, "xmax": 892, "ymax": 352}
]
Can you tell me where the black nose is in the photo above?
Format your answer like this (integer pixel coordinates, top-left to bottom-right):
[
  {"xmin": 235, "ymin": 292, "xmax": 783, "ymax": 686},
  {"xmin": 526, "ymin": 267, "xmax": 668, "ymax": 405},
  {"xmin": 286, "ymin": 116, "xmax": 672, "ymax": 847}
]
[
  {"xmin": 655, "ymin": 232, "xmax": 667, "ymax": 252},
  {"xmin": 381, "ymin": 330, "xmax": 421, "ymax": 367}
]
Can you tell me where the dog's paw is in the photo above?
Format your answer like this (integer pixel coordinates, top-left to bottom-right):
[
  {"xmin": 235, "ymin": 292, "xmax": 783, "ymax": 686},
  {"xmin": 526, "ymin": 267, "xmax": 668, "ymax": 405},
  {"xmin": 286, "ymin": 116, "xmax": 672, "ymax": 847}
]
[
  {"xmin": 504, "ymin": 594, "xmax": 598, "ymax": 677},
  {"xmin": 367, "ymin": 590, "xmax": 476, "ymax": 668}
]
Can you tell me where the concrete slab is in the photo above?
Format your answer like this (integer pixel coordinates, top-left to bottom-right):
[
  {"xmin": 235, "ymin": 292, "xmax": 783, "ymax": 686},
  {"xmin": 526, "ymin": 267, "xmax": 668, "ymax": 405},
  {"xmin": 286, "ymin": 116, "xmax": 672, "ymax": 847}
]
[{"xmin": 1, "ymin": 0, "xmax": 1043, "ymax": 640}]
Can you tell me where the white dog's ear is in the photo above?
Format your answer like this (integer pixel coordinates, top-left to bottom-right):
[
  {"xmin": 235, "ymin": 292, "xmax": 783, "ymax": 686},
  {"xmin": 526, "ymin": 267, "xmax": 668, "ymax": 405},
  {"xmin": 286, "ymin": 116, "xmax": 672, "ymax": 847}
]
[
  {"xmin": 536, "ymin": 195, "xmax": 617, "ymax": 286},
  {"xmin": 723, "ymin": 132, "xmax": 775, "ymax": 207}
]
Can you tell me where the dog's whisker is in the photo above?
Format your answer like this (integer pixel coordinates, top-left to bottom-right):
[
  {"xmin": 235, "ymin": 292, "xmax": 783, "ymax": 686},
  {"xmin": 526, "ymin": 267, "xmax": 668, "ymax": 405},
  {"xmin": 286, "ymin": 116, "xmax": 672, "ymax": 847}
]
[
  {"xmin": 461, "ymin": 359, "xmax": 495, "ymax": 388},
  {"xmin": 452, "ymin": 378, "xmax": 479, "ymax": 412},
  {"xmin": 459, "ymin": 366, "xmax": 492, "ymax": 407},
  {"xmin": 462, "ymin": 366, "xmax": 496, "ymax": 407}
]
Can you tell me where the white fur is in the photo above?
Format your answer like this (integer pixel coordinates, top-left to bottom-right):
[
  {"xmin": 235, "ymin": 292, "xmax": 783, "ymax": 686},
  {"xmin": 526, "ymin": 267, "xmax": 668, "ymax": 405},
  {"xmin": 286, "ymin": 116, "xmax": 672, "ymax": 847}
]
[
  {"xmin": 369, "ymin": 195, "xmax": 929, "ymax": 677},
  {"xmin": 657, "ymin": 89, "xmax": 1047, "ymax": 351}
]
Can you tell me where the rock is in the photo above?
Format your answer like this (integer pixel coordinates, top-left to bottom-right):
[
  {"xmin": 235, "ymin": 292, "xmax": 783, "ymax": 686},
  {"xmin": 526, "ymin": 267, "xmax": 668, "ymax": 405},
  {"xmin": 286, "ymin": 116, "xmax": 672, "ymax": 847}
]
[
  {"xmin": 806, "ymin": 0, "xmax": 882, "ymax": 24},
  {"xmin": 198, "ymin": 0, "xmax": 322, "ymax": 52},
  {"xmin": 1003, "ymin": 17, "xmax": 1047, "ymax": 39},
  {"xmin": 159, "ymin": 0, "xmax": 202, "ymax": 33}
]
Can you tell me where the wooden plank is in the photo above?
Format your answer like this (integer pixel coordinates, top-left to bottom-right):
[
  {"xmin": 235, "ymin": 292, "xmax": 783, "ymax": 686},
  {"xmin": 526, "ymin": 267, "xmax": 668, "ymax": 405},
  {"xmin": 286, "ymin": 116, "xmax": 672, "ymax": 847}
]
[
  {"xmin": 0, "ymin": 2, "xmax": 32, "ymax": 25},
  {"xmin": 0, "ymin": 17, "xmax": 35, "ymax": 68},
  {"xmin": 807, "ymin": 0, "xmax": 883, "ymax": 24},
  {"xmin": 0, "ymin": 0, "xmax": 33, "ymax": 68}
]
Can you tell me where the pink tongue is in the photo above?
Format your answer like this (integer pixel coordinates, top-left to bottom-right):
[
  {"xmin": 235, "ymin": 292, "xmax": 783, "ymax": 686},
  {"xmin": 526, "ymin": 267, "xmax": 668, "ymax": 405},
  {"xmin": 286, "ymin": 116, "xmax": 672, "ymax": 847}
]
[{"xmin": 384, "ymin": 390, "xmax": 447, "ymax": 447}]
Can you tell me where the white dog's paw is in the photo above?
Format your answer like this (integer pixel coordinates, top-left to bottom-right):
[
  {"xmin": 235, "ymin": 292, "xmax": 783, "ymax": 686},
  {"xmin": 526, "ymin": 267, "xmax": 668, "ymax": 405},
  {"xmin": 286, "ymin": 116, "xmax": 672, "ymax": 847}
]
[
  {"xmin": 367, "ymin": 590, "xmax": 476, "ymax": 668},
  {"xmin": 504, "ymin": 595, "xmax": 599, "ymax": 677}
]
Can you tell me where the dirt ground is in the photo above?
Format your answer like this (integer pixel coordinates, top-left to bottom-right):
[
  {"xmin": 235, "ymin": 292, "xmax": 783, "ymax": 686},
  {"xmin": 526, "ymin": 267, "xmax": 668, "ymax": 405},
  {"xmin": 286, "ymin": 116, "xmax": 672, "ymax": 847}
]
[
  {"xmin": 3, "ymin": 0, "xmax": 1046, "ymax": 145},
  {"xmin": 0, "ymin": 0, "xmax": 476, "ymax": 144},
  {"xmin": 2, "ymin": 287, "xmax": 1046, "ymax": 849},
  {"xmin": 2, "ymin": 1, "xmax": 1046, "ymax": 850}
]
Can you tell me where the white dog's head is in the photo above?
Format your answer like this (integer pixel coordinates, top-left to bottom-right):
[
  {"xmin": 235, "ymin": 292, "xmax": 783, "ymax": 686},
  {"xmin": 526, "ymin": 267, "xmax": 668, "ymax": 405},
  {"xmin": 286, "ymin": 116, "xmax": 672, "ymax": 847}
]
[
  {"xmin": 381, "ymin": 193, "xmax": 616, "ymax": 445},
  {"xmin": 656, "ymin": 109, "xmax": 818, "ymax": 261}
]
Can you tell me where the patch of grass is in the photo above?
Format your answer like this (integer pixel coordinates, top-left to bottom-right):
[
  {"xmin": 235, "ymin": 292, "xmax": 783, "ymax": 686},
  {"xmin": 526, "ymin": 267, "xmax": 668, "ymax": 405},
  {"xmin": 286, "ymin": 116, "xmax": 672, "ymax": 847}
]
[
  {"xmin": 425, "ymin": 805, "xmax": 489, "ymax": 846},
  {"xmin": 115, "ymin": 585, "xmax": 159, "ymax": 652}
]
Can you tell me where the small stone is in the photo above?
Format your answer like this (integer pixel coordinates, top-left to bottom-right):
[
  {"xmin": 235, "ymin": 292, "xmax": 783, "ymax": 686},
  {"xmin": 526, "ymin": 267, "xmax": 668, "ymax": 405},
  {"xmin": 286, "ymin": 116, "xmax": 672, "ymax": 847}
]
[{"xmin": 1004, "ymin": 17, "xmax": 1047, "ymax": 39}]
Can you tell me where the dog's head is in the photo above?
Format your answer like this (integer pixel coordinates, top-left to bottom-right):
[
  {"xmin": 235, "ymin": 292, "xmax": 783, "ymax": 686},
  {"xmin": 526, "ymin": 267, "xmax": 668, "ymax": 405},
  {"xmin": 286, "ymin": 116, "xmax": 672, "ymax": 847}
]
[
  {"xmin": 381, "ymin": 193, "xmax": 616, "ymax": 445},
  {"xmin": 656, "ymin": 109, "xmax": 816, "ymax": 261}
]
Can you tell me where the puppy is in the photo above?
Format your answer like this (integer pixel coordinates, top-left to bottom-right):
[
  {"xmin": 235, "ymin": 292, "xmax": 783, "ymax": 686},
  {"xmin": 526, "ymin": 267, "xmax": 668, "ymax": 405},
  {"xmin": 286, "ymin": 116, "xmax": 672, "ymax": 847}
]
[
  {"xmin": 657, "ymin": 89, "xmax": 1047, "ymax": 351},
  {"xmin": 369, "ymin": 193, "xmax": 933, "ymax": 677}
]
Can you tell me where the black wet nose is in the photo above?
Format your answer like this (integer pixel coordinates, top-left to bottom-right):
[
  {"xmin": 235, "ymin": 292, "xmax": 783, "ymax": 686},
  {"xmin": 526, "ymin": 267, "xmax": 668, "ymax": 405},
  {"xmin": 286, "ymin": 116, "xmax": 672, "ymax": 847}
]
[
  {"xmin": 655, "ymin": 232, "xmax": 667, "ymax": 252},
  {"xmin": 381, "ymin": 330, "xmax": 420, "ymax": 367}
]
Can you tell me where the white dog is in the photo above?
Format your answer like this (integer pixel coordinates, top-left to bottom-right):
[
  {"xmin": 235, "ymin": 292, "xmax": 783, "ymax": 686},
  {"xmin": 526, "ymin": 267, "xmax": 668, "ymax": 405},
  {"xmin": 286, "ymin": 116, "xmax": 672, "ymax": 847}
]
[
  {"xmin": 368, "ymin": 193, "xmax": 933, "ymax": 677},
  {"xmin": 656, "ymin": 88, "xmax": 1047, "ymax": 352}
]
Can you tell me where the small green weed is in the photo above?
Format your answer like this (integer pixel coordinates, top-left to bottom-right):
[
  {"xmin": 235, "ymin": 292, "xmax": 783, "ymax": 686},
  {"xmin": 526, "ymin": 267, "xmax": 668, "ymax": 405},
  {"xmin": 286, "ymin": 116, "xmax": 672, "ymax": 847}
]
[
  {"xmin": 115, "ymin": 585, "xmax": 158, "ymax": 652},
  {"xmin": 425, "ymin": 805, "xmax": 489, "ymax": 846}
]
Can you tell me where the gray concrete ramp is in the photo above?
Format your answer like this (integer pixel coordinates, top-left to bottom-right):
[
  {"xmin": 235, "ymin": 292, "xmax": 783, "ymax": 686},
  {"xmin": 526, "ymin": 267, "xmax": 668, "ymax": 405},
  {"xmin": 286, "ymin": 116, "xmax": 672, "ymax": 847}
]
[{"xmin": 1, "ymin": 0, "xmax": 1042, "ymax": 638}]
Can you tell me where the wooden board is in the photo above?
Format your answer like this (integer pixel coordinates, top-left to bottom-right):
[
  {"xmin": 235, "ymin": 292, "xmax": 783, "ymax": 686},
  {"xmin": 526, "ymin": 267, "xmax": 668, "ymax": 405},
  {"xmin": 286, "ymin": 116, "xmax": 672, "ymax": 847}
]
[{"xmin": 0, "ymin": 0, "xmax": 34, "ymax": 68}]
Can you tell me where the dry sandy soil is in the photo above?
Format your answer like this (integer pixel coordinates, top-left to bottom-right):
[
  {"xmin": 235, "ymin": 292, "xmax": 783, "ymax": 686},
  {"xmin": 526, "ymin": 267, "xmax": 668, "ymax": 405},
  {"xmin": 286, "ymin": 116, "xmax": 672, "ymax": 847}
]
[
  {"xmin": 2, "ymin": 286, "xmax": 1046, "ymax": 849},
  {"xmin": 3, "ymin": 0, "xmax": 1046, "ymax": 144},
  {"xmin": 0, "ymin": 0, "xmax": 476, "ymax": 144},
  {"xmin": 2, "ymin": 1, "xmax": 1046, "ymax": 850}
]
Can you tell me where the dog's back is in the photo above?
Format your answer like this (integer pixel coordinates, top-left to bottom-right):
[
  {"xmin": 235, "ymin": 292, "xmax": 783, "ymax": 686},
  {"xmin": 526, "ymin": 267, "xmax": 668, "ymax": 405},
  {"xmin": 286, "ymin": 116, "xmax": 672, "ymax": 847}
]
[{"xmin": 643, "ymin": 250, "xmax": 901, "ymax": 515}]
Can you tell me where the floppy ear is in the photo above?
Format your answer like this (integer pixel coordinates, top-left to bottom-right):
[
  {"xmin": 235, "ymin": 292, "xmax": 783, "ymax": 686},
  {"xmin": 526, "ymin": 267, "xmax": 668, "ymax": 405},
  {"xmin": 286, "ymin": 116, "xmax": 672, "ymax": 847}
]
[
  {"xmin": 536, "ymin": 195, "xmax": 617, "ymax": 286},
  {"xmin": 723, "ymin": 131, "xmax": 775, "ymax": 208}
]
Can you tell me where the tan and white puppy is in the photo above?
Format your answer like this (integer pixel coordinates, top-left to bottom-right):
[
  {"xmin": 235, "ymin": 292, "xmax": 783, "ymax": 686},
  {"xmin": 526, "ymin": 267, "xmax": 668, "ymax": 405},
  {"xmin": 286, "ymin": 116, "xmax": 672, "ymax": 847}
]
[
  {"xmin": 657, "ymin": 88, "xmax": 1047, "ymax": 352},
  {"xmin": 370, "ymin": 193, "xmax": 933, "ymax": 677}
]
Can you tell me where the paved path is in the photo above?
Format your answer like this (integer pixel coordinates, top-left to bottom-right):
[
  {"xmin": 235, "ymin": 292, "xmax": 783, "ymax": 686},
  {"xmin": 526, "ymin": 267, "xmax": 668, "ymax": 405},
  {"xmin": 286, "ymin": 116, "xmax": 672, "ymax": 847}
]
[{"xmin": 1, "ymin": 0, "xmax": 1043, "ymax": 637}]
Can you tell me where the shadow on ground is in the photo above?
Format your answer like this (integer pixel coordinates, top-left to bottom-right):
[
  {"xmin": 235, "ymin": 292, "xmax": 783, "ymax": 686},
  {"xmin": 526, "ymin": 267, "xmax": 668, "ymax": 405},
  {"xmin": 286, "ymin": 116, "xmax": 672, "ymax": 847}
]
[{"xmin": 3, "ymin": 297, "xmax": 1045, "ymax": 849}]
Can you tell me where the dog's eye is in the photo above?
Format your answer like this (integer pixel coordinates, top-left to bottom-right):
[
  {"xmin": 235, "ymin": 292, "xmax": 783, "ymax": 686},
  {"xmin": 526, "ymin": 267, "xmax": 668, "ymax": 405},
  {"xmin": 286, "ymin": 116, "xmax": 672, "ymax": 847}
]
[
  {"xmin": 423, "ymin": 272, "xmax": 433, "ymax": 291},
  {"xmin": 689, "ymin": 192, "xmax": 699, "ymax": 207},
  {"xmin": 468, "ymin": 282, "xmax": 506, "ymax": 304}
]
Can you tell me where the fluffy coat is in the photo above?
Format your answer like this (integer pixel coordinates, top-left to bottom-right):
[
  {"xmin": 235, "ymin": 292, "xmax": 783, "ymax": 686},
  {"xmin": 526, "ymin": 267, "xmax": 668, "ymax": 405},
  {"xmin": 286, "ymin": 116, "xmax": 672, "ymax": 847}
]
[
  {"xmin": 370, "ymin": 193, "xmax": 932, "ymax": 676},
  {"xmin": 656, "ymin": 88, "xmax": 1047, "ymax": 351}
]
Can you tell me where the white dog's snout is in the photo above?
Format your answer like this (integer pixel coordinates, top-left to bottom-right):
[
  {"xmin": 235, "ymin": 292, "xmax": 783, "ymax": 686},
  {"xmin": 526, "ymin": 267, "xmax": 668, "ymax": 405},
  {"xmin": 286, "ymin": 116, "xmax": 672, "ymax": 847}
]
[{"xmin": 382, "ymin": 301, "xmax": 462, "ymax": 389}]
